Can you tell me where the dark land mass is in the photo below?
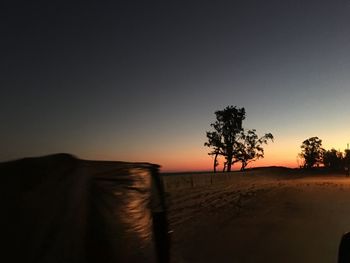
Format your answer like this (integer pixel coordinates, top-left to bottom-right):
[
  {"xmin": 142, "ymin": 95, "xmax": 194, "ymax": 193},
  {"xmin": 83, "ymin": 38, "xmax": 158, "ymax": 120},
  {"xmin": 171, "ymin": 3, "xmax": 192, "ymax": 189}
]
[
  {"xmin": 2, "ymin": 154, "xmax": 349, "ymax": 263},
  {"xmin": 163, "ymin": 168, "xmax": 350, "ymax": 263}
]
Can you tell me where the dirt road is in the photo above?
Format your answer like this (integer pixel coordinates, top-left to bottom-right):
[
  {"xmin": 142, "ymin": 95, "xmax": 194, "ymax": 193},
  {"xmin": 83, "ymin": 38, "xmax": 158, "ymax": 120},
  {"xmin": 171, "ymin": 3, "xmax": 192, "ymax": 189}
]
[{"xmin": 167, "ymin": 174, "xmax": 350, "ymax": 262}]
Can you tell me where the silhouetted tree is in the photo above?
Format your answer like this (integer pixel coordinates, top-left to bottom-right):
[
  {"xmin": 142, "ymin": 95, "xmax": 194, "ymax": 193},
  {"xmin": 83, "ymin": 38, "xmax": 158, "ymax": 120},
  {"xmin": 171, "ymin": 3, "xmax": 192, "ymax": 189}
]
[
  {"xmin": 344, "ymin": 149, "xmax": 350, "ymax": 176},
  {"xmin": 205, "ymin": 106, "xmax": 274, "ymax": 172},
  {"xmin": 344, "ymin": 149, "xmax": 350, "ymax": 164},
  {"xmin": 236, "ymin": 130, "xmax": 274, "ymax": 171},
  {"xmin": 204, "ymin": 131, "xmax": 222, "ymax": 173},
  {"xmin": 205, "ymin": 106, "xmax": 245, "ymax": 172},
  {"xmin": 299, "ymin": 137, "xmax": 325, "ymax": 168},
  {"xmin": 323, "ymin": 149, "xmax": 343, "ymax": 170}
]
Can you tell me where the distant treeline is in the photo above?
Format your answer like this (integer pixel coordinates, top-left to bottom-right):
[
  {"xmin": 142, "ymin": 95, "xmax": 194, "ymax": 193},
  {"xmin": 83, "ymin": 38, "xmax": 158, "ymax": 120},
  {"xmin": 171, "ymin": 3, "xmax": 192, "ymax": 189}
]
[
  {"xmin": 299, "ymin": 136, "xmax": 350, "ymax": 171},
  {"xmin": 205, "ymin": 105, "xmax": 350, "ymax": 173}
]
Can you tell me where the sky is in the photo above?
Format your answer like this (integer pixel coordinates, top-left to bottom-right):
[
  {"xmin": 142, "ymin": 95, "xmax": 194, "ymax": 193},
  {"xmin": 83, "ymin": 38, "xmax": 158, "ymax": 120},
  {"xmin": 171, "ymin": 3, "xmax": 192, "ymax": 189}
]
[{"xmin": 2, "ymin": 0, "xmax": 350, "ymax": 171}]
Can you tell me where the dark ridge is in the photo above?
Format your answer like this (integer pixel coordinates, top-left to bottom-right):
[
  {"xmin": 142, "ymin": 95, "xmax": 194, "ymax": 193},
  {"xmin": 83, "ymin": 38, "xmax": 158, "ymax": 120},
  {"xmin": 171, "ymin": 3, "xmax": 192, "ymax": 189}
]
[{"xmin": 162, "ymin": 166, "xmax": 295, "ymax": 176}]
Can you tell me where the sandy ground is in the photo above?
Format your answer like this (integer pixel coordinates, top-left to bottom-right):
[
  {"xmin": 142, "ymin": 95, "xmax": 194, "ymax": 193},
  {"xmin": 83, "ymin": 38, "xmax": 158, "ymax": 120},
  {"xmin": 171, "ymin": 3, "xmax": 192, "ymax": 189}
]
[
  {"xmin": 165, "ymin": 171, "xmax": 350, "ymax": 263},
  {"xmin": 4, "ymin": 155, "xmax": 350, "ymax": 262}
]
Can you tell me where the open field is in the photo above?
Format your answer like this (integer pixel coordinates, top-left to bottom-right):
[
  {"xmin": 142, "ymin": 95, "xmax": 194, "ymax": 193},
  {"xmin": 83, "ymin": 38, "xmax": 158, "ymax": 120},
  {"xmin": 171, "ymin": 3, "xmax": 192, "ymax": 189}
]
[
  {"xmin": 3, "ymin": 155, "xmax": 350, "ymax": 262},
  {"xmin": 163, "ymin": 168, "xmax": 350, "ymax": 263}
]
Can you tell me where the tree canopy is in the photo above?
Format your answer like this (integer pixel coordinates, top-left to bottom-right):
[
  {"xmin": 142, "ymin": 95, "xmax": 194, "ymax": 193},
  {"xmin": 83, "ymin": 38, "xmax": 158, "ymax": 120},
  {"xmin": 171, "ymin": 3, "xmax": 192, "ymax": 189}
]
[
  {"xmin": 299, "ymin": 137, "xmax": 325, "ymax": 168},
  {"xmin": 236, "ymin": 130, "xmax": 274, "ymax": 171},
  {"xmin": 205, "ymin": 106, "xmax": 273, "ymax": 172},
  {"xmin": 323, "ymin": 149, "xmax": 343, "ymax": 170}
]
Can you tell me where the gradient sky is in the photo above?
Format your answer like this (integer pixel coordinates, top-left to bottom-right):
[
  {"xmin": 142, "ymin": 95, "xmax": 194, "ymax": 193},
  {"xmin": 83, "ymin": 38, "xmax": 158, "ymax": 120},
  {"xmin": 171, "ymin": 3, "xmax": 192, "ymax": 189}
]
[{"xmin": 2, "ymin": 0, "xmax": 350, "ymax": 171}]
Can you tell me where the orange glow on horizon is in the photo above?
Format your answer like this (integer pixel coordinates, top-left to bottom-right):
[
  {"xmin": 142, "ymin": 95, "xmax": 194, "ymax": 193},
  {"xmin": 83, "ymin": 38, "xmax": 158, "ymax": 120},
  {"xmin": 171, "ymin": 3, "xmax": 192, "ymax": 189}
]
[
  {"xmin": 79, "ymin": 132, "xmax": 350, "ymax": 173},
  {"xmin": 156, "ymin": 140, "xmax": 301, "ymax": 172},
  {"xmin": 159, "ymin": 158, "xmax": 298, "ymax": 173},
  {"xmin": 81, "ymin": 144, "xmax": 300, "ymax": 173}
]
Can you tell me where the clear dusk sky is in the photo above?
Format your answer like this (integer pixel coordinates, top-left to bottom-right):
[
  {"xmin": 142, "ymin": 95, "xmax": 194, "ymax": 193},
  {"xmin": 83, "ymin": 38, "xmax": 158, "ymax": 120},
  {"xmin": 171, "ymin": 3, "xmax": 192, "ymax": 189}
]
[{"xmin": 2, "ymin": 0, "xmax": 350, "ymax": 171}]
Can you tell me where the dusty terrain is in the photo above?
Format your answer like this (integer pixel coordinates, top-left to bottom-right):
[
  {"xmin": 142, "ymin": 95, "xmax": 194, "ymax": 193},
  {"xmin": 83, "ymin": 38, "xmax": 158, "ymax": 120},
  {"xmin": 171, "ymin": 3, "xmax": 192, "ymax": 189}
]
[
  {"xmin": 164, "ymin": 169, "xmax": 350, "ymax": 263},
  {"xmin": 3, "ymin": 155, "xmax": 350, "ymax": 263}
]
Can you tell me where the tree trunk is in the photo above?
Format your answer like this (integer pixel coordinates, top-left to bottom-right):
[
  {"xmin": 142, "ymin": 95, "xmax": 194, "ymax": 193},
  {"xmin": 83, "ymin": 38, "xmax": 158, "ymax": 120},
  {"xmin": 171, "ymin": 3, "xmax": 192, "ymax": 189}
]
[
  {"xmin": 213, "ymin": 153, "xmax": 218, "ymax": 173},
  {"xmin": 226, "ymin": 156, "xmax": 232, "ymax": 172},
  {"xmin": 240, "ymin": 162, "xmax": 246, "ymax": 171}
]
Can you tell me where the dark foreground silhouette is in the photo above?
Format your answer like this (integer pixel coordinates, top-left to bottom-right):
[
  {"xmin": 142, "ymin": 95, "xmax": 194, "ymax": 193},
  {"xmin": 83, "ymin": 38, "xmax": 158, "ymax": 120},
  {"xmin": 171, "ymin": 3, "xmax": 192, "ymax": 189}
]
[
  {"xmin": 0, "ymin": 154, "xmax": 169, "ymax": 263},
  {"xmin": 338, "ymin": 232, "xmax": 350, "ymax": 263}
]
